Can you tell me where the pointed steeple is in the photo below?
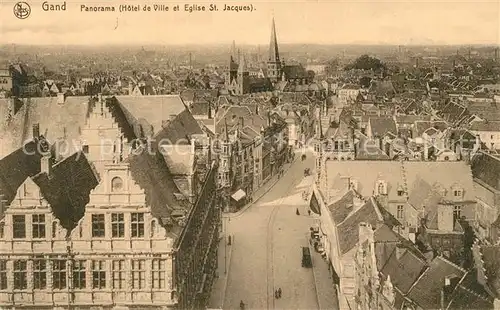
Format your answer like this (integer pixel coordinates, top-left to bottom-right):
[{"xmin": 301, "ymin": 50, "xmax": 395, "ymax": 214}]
[
  {"xmin": 230, "ymin": 40, "xmax": 237, "ymax": 61},
  {"xmin": 238, "ymin": 55, "xmax": 247, "ymax": 73},
  {"xmin": 268, "ymin": 17, "xmax": 280, "ymax": 63}
]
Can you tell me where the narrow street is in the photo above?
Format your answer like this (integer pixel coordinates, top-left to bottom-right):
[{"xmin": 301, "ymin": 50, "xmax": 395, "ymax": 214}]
[{"xmin": 222, "ymin": 153, "xmax": 319, "ymax": 310}]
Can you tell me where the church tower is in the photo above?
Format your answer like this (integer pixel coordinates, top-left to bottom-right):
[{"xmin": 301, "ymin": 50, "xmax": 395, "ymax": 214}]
[
  {"xmin": 267, "ymin": 17, "xmax": 282, "ymax": 83},
  {"xmin": 226, "ymin": 41, "xmax": 239, "ymax": 88},
  {"xmin": 237, "ymin": 55, "xmax": 249, "ymax": 95}
]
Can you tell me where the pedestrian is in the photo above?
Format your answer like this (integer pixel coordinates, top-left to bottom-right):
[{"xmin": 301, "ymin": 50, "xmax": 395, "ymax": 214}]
[
  {"xmin": 296, "ymin": 208, "xmax": 300, "ymax": 216},
  {"xmin": 278, "ymin": 287, "xmax": 282, "ymax": 298},
  {"xmin": 275, "ymin": 289, "xmax": 279, "ymax": 299},
  {"xmin": 308, "ymin": 209, "xmax": 311, "ymax": 216}
]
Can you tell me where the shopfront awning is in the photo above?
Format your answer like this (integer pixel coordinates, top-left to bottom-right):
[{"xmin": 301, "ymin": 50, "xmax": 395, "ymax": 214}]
[
  {"xmin": 231, "ymin": 189, "xmax": 246, "ymax": 202},
  {"xmin": 309, "ymin": 192, "xmax": 321, "ymax": 215}
]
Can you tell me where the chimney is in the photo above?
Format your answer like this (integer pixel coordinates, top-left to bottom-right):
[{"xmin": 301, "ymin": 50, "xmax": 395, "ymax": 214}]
[
  {"xmin": 32, "ymin": 123, "xmax": 40, "ymax": 140},
  {"xmin": 169, "ymin": 114, "xmax": 176, "ymax": 121},
  {"xmin": 41, "ymin": 152, "xmax": 51, "ymax": 175},
  {"xmin": 57, "ymin": 92, "xmax": 65, "ymax": 105}
]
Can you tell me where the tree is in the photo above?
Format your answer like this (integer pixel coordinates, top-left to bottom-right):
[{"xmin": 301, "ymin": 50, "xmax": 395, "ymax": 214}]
[
  {"xmin": 359, "ymin": 76, "xmax": 372, "ymax": 88},
  {"xmin": 345, "ymin": 54, "xmax": 386, "ymax": 72}
]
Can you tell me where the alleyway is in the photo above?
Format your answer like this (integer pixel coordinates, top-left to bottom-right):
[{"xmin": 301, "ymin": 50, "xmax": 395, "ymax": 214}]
[{"xmin": 220, "ymin": 152, "xmax": 321, "ymax": 310}]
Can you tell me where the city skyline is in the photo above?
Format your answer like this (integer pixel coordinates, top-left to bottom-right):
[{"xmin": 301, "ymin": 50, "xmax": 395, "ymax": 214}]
[{"xmin": 0, "ymin": 0, "xmax": 499, "ymax": 46}]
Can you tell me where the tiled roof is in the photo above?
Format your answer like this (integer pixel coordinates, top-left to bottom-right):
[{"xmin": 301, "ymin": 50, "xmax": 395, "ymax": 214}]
[
  {"xmin": 481, "ymin": 245, "xmax": 500, "ymax": 296},
  {"xmin": 407, "ymin": 256, "xmax": 466, "ymax": 309},
  {"xmin": 154, "ymin": 109, "xmax": 205, "ymax": 145},
  {"xmin": 355, "ymin": 134, "xmax": 390, "ymax": 160},
  {"xmin": 413, "ymin": 121, "xmax": 448, "ymax": 138},
  {"xmin": 336, "ymin": 197, "xmax": 384, "ymax": 255},
  {"xmin": 127, "ymin": 146, "xmax": 188, "ymax": 225},
  {"xmin": 283, "ymin": 65, "xmax": 308, "ymax": 79},
  {"xmin": 325, "ymin": 161, "xmax": 475, "ymax": 203},
  {"xmin": 369, "ymin": 117, "xmax": 397, "ymax": 137},
  {"xmin": 327, "ymin": 190, "xmax": 355, "ymax": 223},
  {"xmin": 471, "ymin": 151, "xmax": 500, "ymax": 191},
  {"xmin": 447, "ymin": 272, "xmax": 494, "ymax": 310},
  {"xmin": 380, "ymin": 245, "xmax": 428, "ymax": 294},
  {"xmin": 112, "ymin": 95, "xmax": 187, "ymax": 136},
  {"xmin": 0, "ymin": 141, "xmax": 43, "ymax": 218},
  {"xmin": 394, "ymin": 115, "xmax": 431, "ymax": 125},
  {"xmin": 467, "ymin": 102, "xmax": 500, "ymax": 122},
  {"xmin": 32, "ymin": 151, "xmax": 99, "ymax": 233},
  {"xmin": 0, "ymin": 96, "xmax": 91, "ymax": 158},
  {"xmin": 470, "ymin": 120, "xmax": 500, "ymax": 132}
]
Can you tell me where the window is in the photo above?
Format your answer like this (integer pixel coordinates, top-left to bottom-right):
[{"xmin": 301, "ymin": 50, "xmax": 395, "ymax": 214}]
[
  {"xmin": 82, "ymin": 145, "xmax": 89, "ymax": 154},
  {"xmin": 12, "ymin": 215, "xmax": 26, "ymax": 239},
  {"xmin": 0, "ymin": 222, "xmax": 4, "ymax": 238},
  {"xmin": 131, "ymin": 213, "xmax": 145, "ymax": 238},
  {"xmin": 33, "ymin": 259, "xmax": 47, "ymax": 289},
  {"xmin": 92, "ymin": 214, "xmax": 105, "ymax": 238},
  {"xmin": 13, "ymin": 260, "xmax": 27, "ymax": 290},
  {"xmin": 152, "ymin": 259, "xmax": 166, "ymax": 289},
  {"xmin": 32, "ymin": 214, "xmax": 46, "ymax": 239},
  {"xmin": 71, "ymin": 260, "xmax": 87, "ymax": 289},
  {"xmin": 111, "ymin": 177, "xmax": 123, "ymax": 192},
  {"xmin": 453, "ymin": 205, "xmax": 462, "ymax": 221},
  {"xmin": 111, "ymin": 213, "xmax": 125, "ymax": 238},
  {"xmin": 397, "ymin": 205, "xmax": 404, "ymax": 219},
  {"xmin": 52, "ymin": 260, "xmax": 67, "ymax": 289},
  {"xmin": 92, "ymin": 260, "xmax": 106, "ymax": 289},
  {"xmin": 112, "ymin": 260, "xmax": 126, "ymax": 289},
  {"xmin": 132, "ymin": 259, "xmax": 146, "ymax": 289},
  {"xmin": 377, "ymin": 182, "xmax": 385, "ymax": 195},
  {"xmin": 0, "ymin": 261, "xmax": 7, "ymax": 290},
  {"xmin": 454, "ymin": 190, "xmax": 463, "ymax": 197},
  {"xmin": 52, "ymin": 221, "xmax": 57, "ymax": 238},
  {"xmin": 397, "ymin": 189, "xmax": 404, "ymax": 196}
]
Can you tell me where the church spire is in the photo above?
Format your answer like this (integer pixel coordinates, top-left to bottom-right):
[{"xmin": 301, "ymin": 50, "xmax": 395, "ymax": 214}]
[
  {"xmin": 238, "ymin": 54, "xmax": 247, "ymax": 73},
  {"xmin": 268, "ymin": 17, "xmax": 280, "ymax": 63},
  {"xmin": 230, "ymin": 40, "xmax": 237, "ymax": 61}
]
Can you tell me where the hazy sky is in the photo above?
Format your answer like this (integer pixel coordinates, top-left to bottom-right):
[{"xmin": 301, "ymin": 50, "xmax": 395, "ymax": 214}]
[{"xmin": 1, "ymin": 0, "xmax": 499, "ymax": 45}]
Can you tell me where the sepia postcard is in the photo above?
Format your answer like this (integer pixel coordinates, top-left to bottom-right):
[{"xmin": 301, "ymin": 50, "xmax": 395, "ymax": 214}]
[{"xmin": 0, "ymin": 0, "xmax": 499, "ymax": 309}]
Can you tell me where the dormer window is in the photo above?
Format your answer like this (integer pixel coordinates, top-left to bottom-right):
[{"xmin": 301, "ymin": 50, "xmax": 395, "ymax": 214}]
[
  {"xmin": 397, "ymin": 186, "xmax": 405, "ymax": 197},
  {"xmin": 377, "ymin": 181, "xmax": 387, "ymax": 195},
  {"xmin": 111, "ymin": 177, "xmax": 123, "ymax": 192},
  {"xmin": 453, "ymin": 189, "xmax": 463, "ymax": 198}
]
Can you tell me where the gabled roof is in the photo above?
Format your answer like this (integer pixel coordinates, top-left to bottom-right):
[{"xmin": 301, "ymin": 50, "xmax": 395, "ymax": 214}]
[
  {"xmin": 0, "ymin": 140, "xmax": 43, "ymax": 216},
  {"xmin": 407, "ymin": 256, "xmax": 466, "ymax": 309},
  {"xmin": 31, "ymin": 151, "xmax": 99, "ymax": 233},
  {"xmin": 336, "ymin": 197, "xmax": 389, "ymax": 255},
  {"xmin": 327, "ymin": 189, "xmax": 355, "ymax": 224},
  {"xmin": 127, "ymin": 144, "xmax": 189, "ymax": 226},
  {"xmin": 111, "ymin": 95, "xmax": 187, "ymax": 137},
  {"xmin": 470, "ymin": 120, "xmax": 500, "ymax": 132},
  {"xmin": 380, "ymin": 244, "xmax": 428, "ymax": 294},
  {"xmin": 0, "ymin": 96, "xmax": 91, "ymax": 158},
  {"xmin": 471, "ymin": 151, "xmax": 500, "ymax": 191},
  {"xmin": 324, "ymin": 161, "xmax": 475, "ymax": 203},
  {"xmin": 369, "ymin": 117, "xmax": 397, "ymax": 137}
]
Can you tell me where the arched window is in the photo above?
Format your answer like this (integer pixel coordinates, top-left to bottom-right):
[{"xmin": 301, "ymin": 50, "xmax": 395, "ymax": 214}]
[{"xmin": 111, "ymin": 177, "xmax": 123, "ymax": 192}]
